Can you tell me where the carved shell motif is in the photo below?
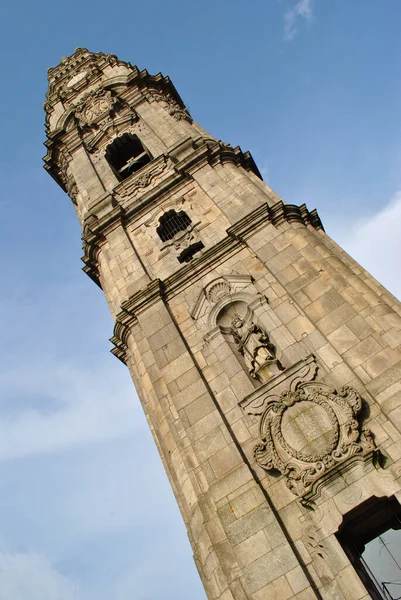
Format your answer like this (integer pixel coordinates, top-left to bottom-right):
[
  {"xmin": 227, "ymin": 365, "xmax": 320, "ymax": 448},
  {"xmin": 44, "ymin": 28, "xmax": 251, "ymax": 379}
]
[{"xmin": 206, "ymin": 281, "xmax": 231, "ymax": 303}]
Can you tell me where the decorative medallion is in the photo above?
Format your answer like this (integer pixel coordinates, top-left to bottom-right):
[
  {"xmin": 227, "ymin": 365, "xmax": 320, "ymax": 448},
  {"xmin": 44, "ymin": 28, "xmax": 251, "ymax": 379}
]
[
  {"xmin": 254, "ymin": 382, "xmax": 375, "ymax": 502},
  {"xmin": 75, "ymin": 88, "xmax": 115, "ymax": 128}
]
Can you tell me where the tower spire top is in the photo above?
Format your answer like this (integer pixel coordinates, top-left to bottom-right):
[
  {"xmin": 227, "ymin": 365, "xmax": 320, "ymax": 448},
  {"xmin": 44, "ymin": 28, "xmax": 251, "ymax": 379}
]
[{"xmin": 45, "ymin": 48, "xmax": 133, "ymax": 101}]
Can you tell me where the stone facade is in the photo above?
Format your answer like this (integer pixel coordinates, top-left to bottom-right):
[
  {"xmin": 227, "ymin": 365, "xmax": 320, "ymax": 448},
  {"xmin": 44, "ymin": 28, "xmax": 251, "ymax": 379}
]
[{"xmin": 44, "ymin": 49, "xmax": 401, "ymax": 600}]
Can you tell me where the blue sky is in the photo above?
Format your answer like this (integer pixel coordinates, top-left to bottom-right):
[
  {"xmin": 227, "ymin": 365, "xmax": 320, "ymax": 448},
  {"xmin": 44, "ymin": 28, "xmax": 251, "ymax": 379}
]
[{"xmin": 0, "ymin": 1, "xmax": 400, "ymax": 598}]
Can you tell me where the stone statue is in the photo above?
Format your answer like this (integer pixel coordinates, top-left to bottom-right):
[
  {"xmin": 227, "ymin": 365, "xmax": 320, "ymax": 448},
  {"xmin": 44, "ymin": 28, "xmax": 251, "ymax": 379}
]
[{"xmin": 230, "ymin": 316, "xmax": 277, "ymax": 379}]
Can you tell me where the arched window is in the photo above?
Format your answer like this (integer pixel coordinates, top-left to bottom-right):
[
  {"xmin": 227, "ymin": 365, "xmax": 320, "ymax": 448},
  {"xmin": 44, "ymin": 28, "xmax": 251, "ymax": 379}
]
[
  {"xmin": 156, "ymin": 210, "xmax": 192, "ymax": 242},
  {"xmin": 105, "ymin": 133, "xmax": 151, "ymax": 180}
]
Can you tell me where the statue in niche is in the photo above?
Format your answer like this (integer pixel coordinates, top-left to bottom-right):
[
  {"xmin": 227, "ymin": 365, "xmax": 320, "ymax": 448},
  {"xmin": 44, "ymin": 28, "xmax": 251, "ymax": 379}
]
[{"xmin": 229, "ymin": 316, "xmax": 280, "ymax": 381}]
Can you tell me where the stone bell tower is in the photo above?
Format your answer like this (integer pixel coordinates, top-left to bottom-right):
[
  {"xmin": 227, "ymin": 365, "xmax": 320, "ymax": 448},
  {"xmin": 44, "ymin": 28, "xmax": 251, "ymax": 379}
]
[{"xmin": 44, "ymin": 49, "xmax": 401, "ymax": 600}]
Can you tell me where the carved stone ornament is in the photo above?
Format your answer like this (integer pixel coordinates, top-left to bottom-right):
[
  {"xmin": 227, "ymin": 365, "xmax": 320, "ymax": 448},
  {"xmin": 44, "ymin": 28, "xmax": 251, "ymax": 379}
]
[
  {"xmin": 116, "ymin": 155, "xmax": 169, "ymax": 199},
  {"xmin": 254, "ymin": 381, "xmax": 376, "ymax": 503},
  {"xmin": 65, "ymin": 175, "xmax": 78, "ymax": 204},
  {"xmin": 229, "ymin": 317, "xmax": 281, "ymax": 382},
  {"xmin": 149, "ymin": 89, "xmax": 193, "ymax": 123},
  {"xmin": 168, "ymin": 106, "xmax": 193, "ymax": 123},
  {"xmin": 206, "ymin": 281, "xmax": 231, "ymax": 303},
  {"xmin": 240, "ymin": 355, "xmax": 318, "ymax": 416},
  {"xmin": 75, "ymin": 88, "xmax": 115, "ymax": 127},
  {"xmin": 52, "ymin": 148, "xmax": 73, "ymax": 187},
  {"xmin": 191, "ymin": 275, "xmax": 254, "ymax": 321},
  {"xmin": 57, "ymin": 65, "xmax": 100, "ymax": 101},
  {"xmin": 170, "ymin": 226, "xmax": 197, "ymax": 251}
]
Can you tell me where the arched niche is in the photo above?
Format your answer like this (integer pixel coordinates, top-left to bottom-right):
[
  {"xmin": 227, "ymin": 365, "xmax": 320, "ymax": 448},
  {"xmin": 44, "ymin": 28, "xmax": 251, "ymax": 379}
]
[{"xmin": 212, "ymin": 295, "xmax": 283, "ymax": 385}]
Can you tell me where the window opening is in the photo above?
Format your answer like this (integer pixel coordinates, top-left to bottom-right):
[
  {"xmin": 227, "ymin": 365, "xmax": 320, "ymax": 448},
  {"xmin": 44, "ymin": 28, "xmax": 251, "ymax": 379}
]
[
  {"xmin": 156, "ymin": 210, "xmax": 192, "ymax": 242},
  {"xmin": 156, "ymin": 210, "xmax": 204, "ymax": 263},
  {"xmin": 177, "ymin": 241, "xmax": 204, "ymax": 263},
  {"xmin": 336, "ymin": 496, "xmax": 401, "ymax": 600},
  {"xmin": 105, "ymin": 133, "xmax": 151, "ymax": 181}
]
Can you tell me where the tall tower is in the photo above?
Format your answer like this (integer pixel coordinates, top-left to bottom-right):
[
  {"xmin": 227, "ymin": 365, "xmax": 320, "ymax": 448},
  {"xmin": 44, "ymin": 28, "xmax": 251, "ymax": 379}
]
[{"xmin": 44, "ymin": 49, "xmax": 401, "ymax": 600}]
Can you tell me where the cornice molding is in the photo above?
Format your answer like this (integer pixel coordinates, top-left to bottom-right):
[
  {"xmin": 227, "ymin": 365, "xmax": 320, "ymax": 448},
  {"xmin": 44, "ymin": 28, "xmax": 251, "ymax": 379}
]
[
  {"xmin": 227, "ymin": 200, "xmax": 324, "ymax": 242},
  {"xmin": 110, "ymin": 280, "xmax": 164, "ymax": 363},
  {"xmin": 81, "ymin": 202, "xmax": 123, "ymax": 287},
  {"xmin": 121, "ymin": 279, "xmax": 164, "ymax": 316}
]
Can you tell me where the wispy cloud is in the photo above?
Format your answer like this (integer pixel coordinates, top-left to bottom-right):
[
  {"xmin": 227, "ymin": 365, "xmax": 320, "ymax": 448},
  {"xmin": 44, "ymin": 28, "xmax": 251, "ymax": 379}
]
[
  {"xmin": 284, "ymin": 0, "xmax": 314, "ymax": 41},
  {"xmin": 0, "ymin": 360, "xmax": 139, "ymax": 462},
  {"xmin": 328, "ymin": 191, "xmax": 401, "ymax": 301},
  {"xmin": 0, "ymin": 551, "xmax": 81, "ymax": 600}
]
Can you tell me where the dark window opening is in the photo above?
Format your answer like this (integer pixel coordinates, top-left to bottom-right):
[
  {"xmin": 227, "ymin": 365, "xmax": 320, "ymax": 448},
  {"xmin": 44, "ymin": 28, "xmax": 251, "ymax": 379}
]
[
  {"xmin": 178, "ymin": 241, "xmax": 204, "ymax": 263},
  {"xmin": 156, "ymin": 210, "xmax": 192, "ymax": 242},
  {"xmin": 336, "ymin": 496, "xmax": 401, "ymax": 600},
  {"xmin": 105, "ymin": 133, "xmax": 151, "ymax": 181}
]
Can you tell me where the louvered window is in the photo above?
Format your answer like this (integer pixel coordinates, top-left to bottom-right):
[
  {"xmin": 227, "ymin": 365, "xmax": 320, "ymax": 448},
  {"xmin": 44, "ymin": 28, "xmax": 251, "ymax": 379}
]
[{"xmin": 105, "ymin": 133, "xmax": 151, "ymax": 181}]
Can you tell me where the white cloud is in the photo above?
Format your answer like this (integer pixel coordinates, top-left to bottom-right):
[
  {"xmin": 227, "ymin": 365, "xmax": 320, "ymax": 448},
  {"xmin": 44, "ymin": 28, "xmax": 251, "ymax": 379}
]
[
  {"xmin": 0, "ymin": 551, "xmax": 81, "ymax": 600},
  {"xmin": 0, "ymin": 271, "xmax": 142, "ymax": 463},
  {"xmin": 328, "ymin": 191, "xmax": 401, "ymax": 301},
  {"xmin": 0, "ymin": 359, "xmax": 140, "ymax": 462},
  {"xmin": 284, "ymin": 0, "xmax": 313, "ymax": 41}
]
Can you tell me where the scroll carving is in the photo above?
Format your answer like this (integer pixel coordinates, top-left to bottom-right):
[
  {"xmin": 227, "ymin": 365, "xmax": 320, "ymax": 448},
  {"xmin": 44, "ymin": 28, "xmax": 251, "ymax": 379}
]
[
  {"xmin": 168, "ymin": 106, "xmax": 193, "ymax": 123},
  {"xmin": 254, "ymin": 381, "xmax": 376, "ymax": 503},
  {"xmin": 170, "ymin": 226, "xmax": 199, "ymax": 252}
]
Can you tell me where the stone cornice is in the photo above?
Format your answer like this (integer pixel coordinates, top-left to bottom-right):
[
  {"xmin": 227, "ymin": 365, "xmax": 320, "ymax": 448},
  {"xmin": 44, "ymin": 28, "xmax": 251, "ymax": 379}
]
[
  {"xmin": 110, "ymin": 236, "xmax": 244, "ymax": 363},
  {"xmin": 163, "ymin": 236, "xmax": 240, "ymax": 299},
  {"xmin": 227, "ymin": 201, "xmax": 324, "ymax": 241},
  {"xmin": 110, "ymin": 280, "xmax": 164, "ymax": 363},
  {"xmin": 121, "ymin": 279, "xmax": 164, "ymax": 316},
  {"xmin": 172, "ymin": 139, "xmax": 261, "ymax": 180},
  {"xmin": 81, "ymin": 202, "xmax": 123, "ymax": 287},
  {"xmin": 109, "ymin": 200, "xmax": 324, "ymax": 362}
]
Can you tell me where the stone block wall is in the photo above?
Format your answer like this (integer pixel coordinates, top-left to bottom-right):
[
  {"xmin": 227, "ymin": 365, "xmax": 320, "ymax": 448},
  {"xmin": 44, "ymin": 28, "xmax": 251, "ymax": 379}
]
[{"xmin": 115, "ymin": 208, "xmax": 401, "ymax": 599}]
